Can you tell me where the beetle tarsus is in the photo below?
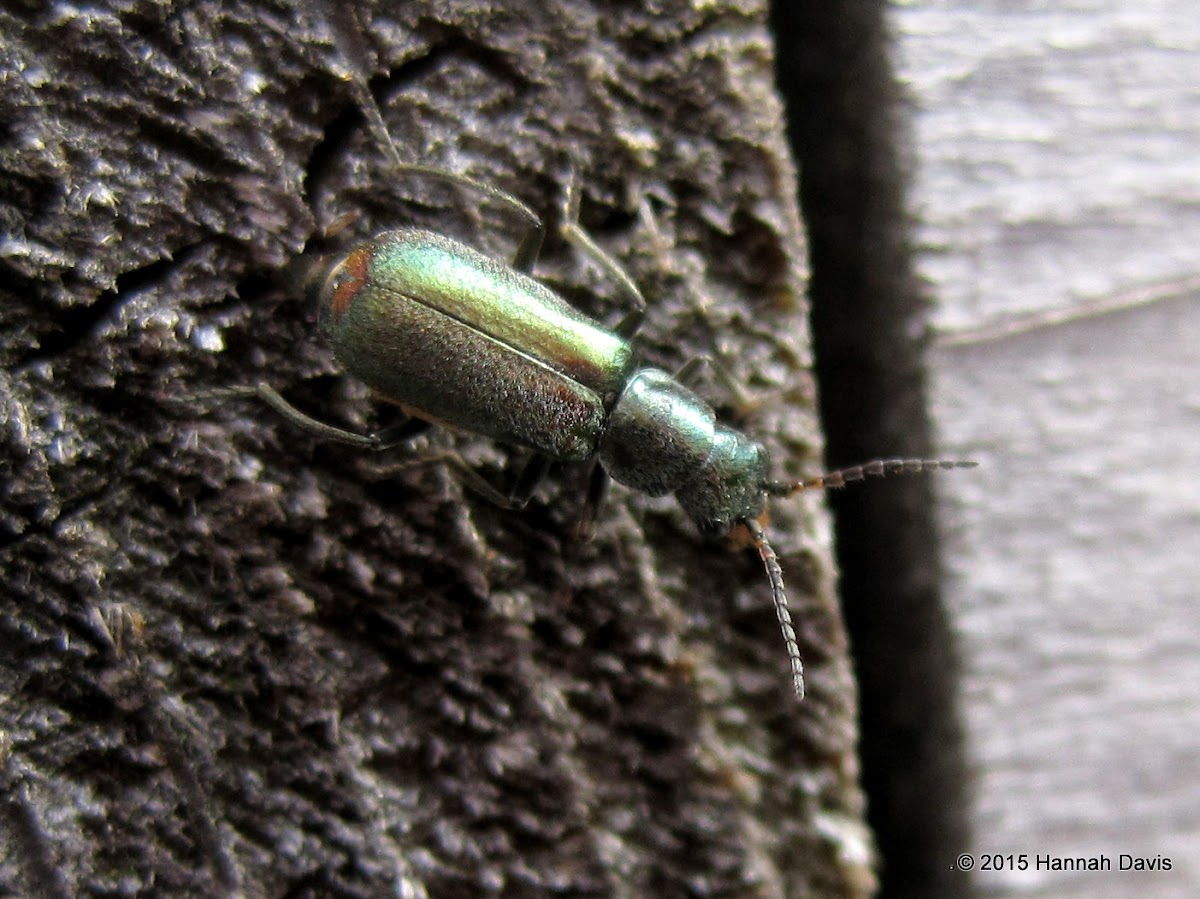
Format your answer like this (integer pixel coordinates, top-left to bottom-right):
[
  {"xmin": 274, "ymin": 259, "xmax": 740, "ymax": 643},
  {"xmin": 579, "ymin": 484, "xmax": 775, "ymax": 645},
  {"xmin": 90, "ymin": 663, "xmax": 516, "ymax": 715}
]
[{"xmin": 375, "ymin": 453, "xmax": 507, "ymax": 507}]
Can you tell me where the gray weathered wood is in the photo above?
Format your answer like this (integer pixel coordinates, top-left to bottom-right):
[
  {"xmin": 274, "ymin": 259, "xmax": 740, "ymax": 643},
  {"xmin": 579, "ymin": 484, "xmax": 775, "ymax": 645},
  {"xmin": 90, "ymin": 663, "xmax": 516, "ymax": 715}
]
[
  {"xmin": 0, "ymin": 1, "xmax": 875, "ymax": 895},
  {"xmin": 896, "ymin": 2, "xmax": 1200, "ymax": 896}
]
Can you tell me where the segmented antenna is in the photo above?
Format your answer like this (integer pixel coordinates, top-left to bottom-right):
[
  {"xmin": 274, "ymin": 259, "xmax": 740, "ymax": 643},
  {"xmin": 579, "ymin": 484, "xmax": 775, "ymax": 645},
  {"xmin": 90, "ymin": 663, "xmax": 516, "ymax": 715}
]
[
  {"xmin": 766, "ymin": 458, "xmax": 977, "ymax": 497},
  {"xmin": 323, "ymin": 4, "xmax": 408, "ymax": 175},
  {"xmin": 751, "ymin": 457, "xmax": 976, "ymax": 699},
  {"xmin": 744, "ymin": 517, "xmax": 805, "ymax": 700}
]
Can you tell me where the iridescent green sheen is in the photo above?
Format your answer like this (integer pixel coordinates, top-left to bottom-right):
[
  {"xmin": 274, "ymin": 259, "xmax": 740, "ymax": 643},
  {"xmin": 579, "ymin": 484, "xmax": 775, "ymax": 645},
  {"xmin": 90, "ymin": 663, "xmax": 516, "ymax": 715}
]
[
  {"xmin": 318, "ymin": 229, "xmax": 636, "ymax": 461},
  {"xmin": 367, "ymin": 229, "xmax": 635, "ymax": 399}
]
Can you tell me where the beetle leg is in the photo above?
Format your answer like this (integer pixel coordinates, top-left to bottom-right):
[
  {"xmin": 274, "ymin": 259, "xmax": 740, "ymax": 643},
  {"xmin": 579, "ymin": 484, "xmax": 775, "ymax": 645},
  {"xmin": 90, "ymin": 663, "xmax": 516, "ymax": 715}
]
[
  {"xmin": 206, "ymin": 383, "xmax": 559, "ymax": 508},
  {"xmin": 379, "ymin": 452, "xmax": 550, "ymax": 511},
  {"xmin": 323, "ymin": 5, "xmax": 546, "ymax": 272},
  {"xmin": 202, "ymin": 383, "xmax": 410, "ymax": 450},
  {"xmin": 369, "ymin": 416, "xmax": 431, "ymax": 448},
  {"xmin": 673, "ymin": 355, "xmax": 756, "ymax": 415},
  {"xmin": 384, "ymin": 164, "xmax": 546, "ymax": 272},
  {"xmin": 453, "ymin": 463, "xmax": 527, "ymax": 509},
  {"xmin": 559, "ymin": 173, "xmax": 647, "ymax": 339},
  {"xmin": 506, "ymin": 454, "xmax": 553, "ymax": 508},
  {"xmin": 573, "ymin": 461, "xmax": 610, "ymax": 542}
]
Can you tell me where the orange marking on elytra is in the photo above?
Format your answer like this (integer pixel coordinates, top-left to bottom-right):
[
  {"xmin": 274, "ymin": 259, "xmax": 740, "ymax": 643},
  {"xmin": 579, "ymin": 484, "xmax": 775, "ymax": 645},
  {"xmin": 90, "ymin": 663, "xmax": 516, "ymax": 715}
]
[{"xmin": 329, "ymin": 246, "xmax": 374, "ymax": 320}]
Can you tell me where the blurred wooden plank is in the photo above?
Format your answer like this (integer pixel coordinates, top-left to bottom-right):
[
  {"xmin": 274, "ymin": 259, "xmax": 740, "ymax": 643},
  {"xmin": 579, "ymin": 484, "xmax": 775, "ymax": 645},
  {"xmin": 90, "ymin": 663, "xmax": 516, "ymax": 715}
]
[{"xmin": 895, "ymin": 2, "xmax": 1200, "ymax": 896}]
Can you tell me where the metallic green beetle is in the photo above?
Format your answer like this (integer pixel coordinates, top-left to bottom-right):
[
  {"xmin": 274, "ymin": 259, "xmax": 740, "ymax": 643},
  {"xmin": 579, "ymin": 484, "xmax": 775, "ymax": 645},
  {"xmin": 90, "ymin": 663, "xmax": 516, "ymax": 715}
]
[
  {"xmin": 246, "ymin": 219, "xmax": 975, "ymax": 701},
  {"xmin": 221, "ymin": 3, "xmax": 976, "ymax": 699}
]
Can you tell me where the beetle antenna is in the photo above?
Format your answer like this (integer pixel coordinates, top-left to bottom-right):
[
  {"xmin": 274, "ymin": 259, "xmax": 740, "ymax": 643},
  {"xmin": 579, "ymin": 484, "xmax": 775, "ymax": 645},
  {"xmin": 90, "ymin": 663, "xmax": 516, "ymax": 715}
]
[
  {"xmin": 765, "ymin": 458, "xmax": 977, "ymax": 497},
  {"xmin": 323, "ymin": 4, "xmax": 545, "ymax": 264},
  {"xmin": 744, "ymin": 517, "xmax": 805, "ymax": 700},
  {"xmin": 324, "ymin": 4, "xmax": 408, "ymax": 174}
]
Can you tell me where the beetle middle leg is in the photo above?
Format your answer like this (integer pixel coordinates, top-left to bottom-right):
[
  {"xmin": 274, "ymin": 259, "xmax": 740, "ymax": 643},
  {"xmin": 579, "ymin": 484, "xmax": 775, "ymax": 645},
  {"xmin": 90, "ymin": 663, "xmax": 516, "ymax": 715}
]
[
  {"xmin": 573, "ymin": 462, "xmax": 610, "ymax": 542},
  {"xmin": 673, "ymin": 355, "xmax": 756, "ymax": 416}
]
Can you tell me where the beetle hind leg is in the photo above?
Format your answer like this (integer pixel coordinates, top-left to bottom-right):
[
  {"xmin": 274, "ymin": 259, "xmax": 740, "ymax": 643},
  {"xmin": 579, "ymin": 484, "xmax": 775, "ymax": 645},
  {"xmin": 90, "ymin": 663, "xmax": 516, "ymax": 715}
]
[
  {"xmin": 385, "ymin": 163, "xmax": 547, "ymax": 272},
  {"xmin": 196, "ymin": 382, "xmax": 420, "ymax": 451}
]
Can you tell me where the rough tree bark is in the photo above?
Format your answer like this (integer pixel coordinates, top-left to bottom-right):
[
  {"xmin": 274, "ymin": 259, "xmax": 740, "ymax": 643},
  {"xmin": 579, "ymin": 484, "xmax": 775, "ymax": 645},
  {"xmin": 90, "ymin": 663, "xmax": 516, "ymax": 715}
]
[{"xmin": 1, "ymin": 1, "xmax": 871, "ymax": 896}]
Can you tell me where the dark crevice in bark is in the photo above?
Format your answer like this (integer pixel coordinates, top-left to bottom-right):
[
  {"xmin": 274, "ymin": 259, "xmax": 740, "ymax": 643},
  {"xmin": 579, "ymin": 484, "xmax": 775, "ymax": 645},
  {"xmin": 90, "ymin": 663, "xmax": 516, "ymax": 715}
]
[{"xmin": 771, "ymin": 1, "xmax": 973, "ymax": 897}]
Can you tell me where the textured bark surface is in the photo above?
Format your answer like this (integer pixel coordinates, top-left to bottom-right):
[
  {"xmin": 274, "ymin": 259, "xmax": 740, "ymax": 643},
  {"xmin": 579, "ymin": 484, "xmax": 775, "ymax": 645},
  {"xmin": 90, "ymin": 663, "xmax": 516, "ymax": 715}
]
[{"xmin": 1, "ymin": 1, "xmax": 872, "ymax": 897}]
